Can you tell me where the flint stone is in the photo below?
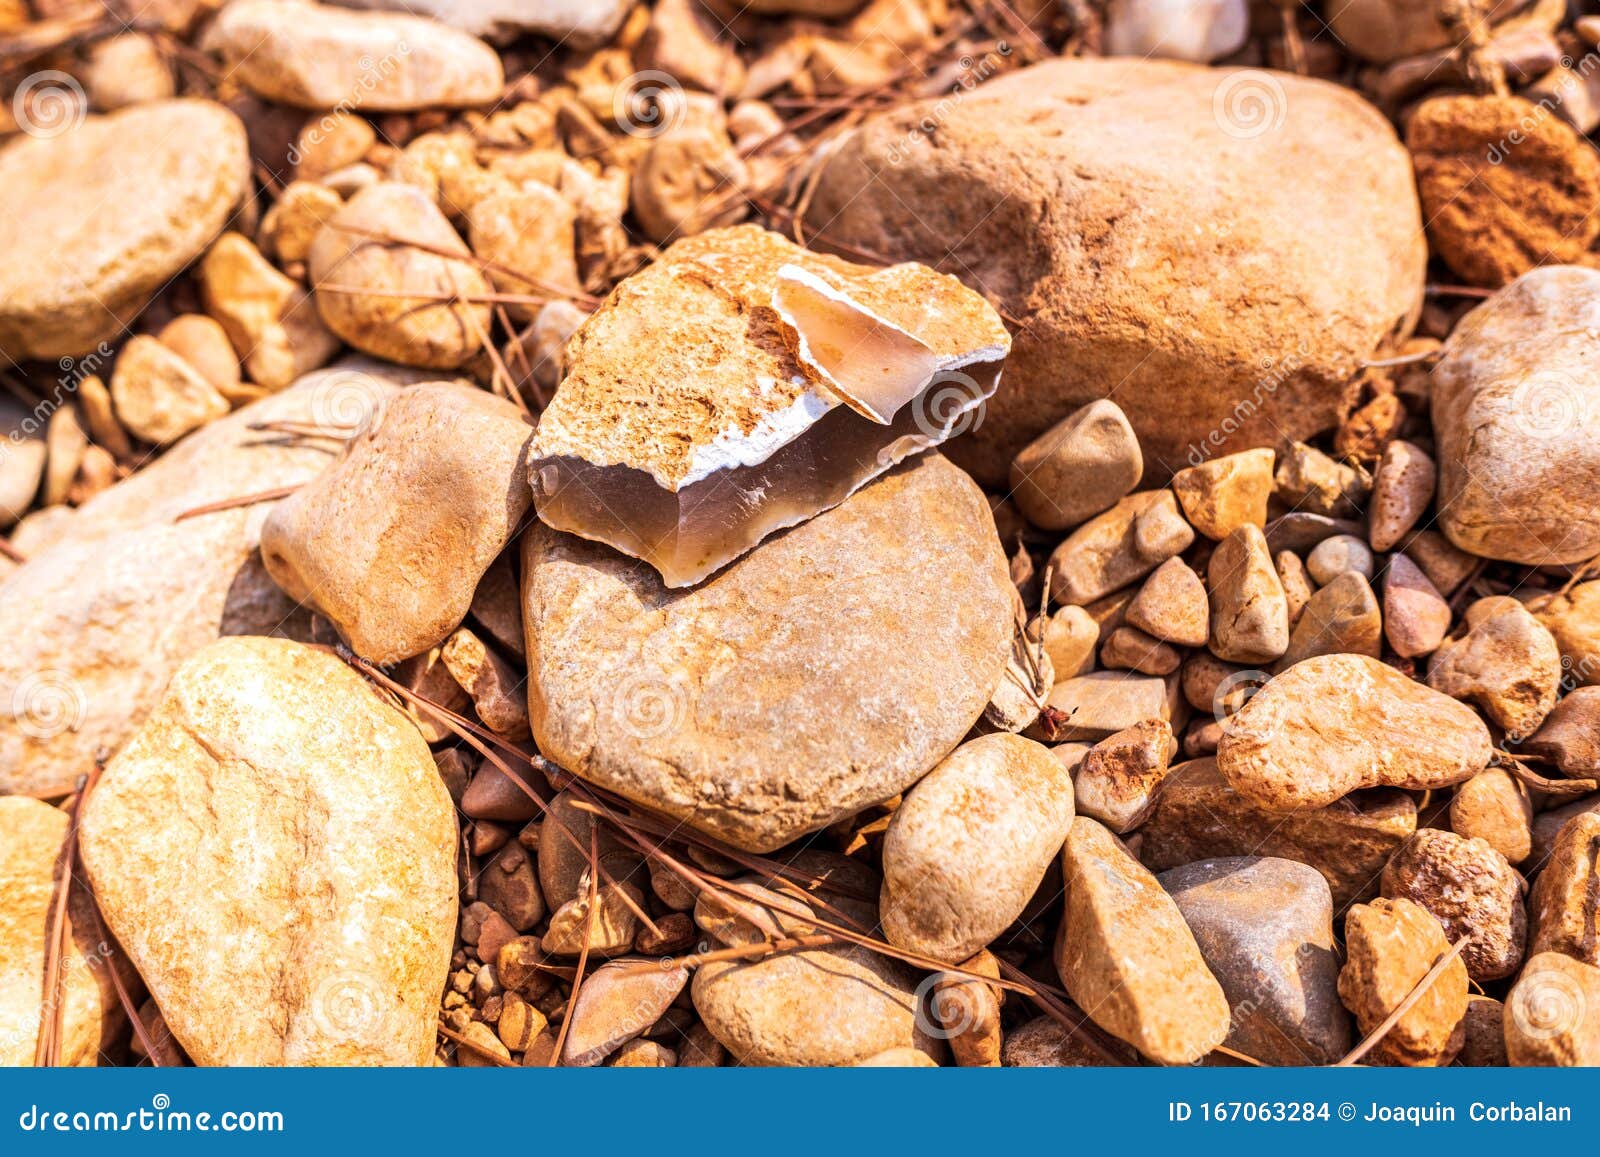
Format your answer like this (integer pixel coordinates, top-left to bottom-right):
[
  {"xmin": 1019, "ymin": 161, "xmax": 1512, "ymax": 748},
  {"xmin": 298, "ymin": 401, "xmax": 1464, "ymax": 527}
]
[
  {"xmin": 528, "ymin": 226, "xmax": 1008, "ymax": 589},
  {"xmin": 880, "ymin": 734, "xmax": 1075, "ymax": 963},
  {"xmin": 1505, "ymin": 951, "xmax": 1600, "ymax": 1065},
  {"xmin": 0, "ymin": 798, "xmax": 120, "ymax": 1067},
  {"xmin": 1381, "ymin": 828, "xmax": 1526, "ymax": 982}
]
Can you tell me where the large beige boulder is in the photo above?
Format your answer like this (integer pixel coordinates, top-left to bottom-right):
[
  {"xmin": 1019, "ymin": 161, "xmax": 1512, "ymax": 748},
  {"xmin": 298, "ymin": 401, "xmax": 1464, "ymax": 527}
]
[
  {"xmin": 0, "ymin": 362, "xmax": 399, "ymax": 798},
  {"xmin": 0, "ymin": 798, "xmax": 120, "ymax": 1067},
  {"xmin": 80, "ymin": 637, "xmax": 458, "ymax": 1066},
  {"xmin": 262, "ymin": 381, "xmax": 532, "ymax": 665},
  {"xmin": 1431, "ymin": 267, "xmax": 1600, "ymax": 565},
  {"xmin": 521, "ymin": 454, "xmax": 1013, "ymax": 852},
  {"xmin": 207, "ymin": 0, "xmax": 503, "ymax": 110},
  {"xmin": 805, "ymin": 58, "xmax": 1425, "ymax": 483},
  {"xmin": 0, "ymin": 100, "xmax": 249, "ymax": 360}
]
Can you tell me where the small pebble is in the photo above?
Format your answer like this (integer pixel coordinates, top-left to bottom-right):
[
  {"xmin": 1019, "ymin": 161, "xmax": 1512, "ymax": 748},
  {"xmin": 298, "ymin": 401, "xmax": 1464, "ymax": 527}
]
[{"xmin": 1305, "ymin": 534, "xmax": 1375, "ymax": 585}]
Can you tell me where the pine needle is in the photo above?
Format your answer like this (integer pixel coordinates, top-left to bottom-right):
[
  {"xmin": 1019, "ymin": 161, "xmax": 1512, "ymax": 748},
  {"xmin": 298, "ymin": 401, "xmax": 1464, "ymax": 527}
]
[{"xmin": 1336, "ymin": 936, "xmax": 1470, "ymax": 1066}]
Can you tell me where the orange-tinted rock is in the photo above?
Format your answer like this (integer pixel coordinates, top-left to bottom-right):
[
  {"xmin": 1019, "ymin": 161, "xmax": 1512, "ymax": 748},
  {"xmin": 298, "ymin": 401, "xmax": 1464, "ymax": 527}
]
[
  {"xmin": 1217, "ymin": 654, "xmax": 1492, "ymax": 812},
  {"xmin": 806, "ymin": 58, "xmax": 1424, "ymax": 483},
  {"xmin": 1055, "ymin": 816, "xmax": 1230, "ymax": 1065},
  {"xmin": 1338, "ymin": 897, "xmax": 1468, "ymax": 1067}
]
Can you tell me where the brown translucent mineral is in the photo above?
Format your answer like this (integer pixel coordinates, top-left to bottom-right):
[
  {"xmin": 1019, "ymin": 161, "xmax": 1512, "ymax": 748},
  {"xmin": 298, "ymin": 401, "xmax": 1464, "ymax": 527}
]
[{"xmin": 527, "ymin": 225, "xmax": 1010, "ymax": 587}]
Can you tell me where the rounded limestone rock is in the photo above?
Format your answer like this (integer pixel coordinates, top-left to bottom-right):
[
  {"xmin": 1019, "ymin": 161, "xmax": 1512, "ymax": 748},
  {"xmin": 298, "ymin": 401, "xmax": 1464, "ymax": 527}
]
[
  {"xmin": 521, "ymin": 454, "xmax": 1014, "ymax": 852},
  {"xmin": 0, "ymin": 100, "xmax": 249, "ymax": 360},
  {"xmin": 880, "ymin": 734, "xmax": 1075, "ymax": 963}
]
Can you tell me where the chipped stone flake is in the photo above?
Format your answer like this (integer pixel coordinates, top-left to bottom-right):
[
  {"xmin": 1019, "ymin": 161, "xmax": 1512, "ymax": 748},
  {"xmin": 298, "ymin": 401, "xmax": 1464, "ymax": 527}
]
[{"xmin": 528, "ymin": 225, "xmax": 1010, "ymax": 588}]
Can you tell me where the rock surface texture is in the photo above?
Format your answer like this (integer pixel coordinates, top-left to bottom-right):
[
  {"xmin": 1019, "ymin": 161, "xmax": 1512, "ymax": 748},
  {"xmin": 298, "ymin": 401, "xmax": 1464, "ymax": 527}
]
[
  {"xmin": 1217, "ymin": 654, "xmax": 1492, "ymax": 811},
  {"xmin": 521, "ymin": 455, "xmax": 1013, "ymax": 851},
  {"xmin": 0, "ymin": 798, "xmax": 119, "ymax": 1067},
  {"xmin": 1055, "ymin": 817, "xmax": 1231, "ymax": 1064},
  {"xmin": 80, "ymin": 638, "xmax": 458, "ymax": 1067},
  {"xmin": 806, "ymin": 58, "xmax": 1425, "ymax": 482},
  {"xmin": 262, "ymin": 381, "xmax": 533, "ymax": 665},
  {"xmin": 1431, "ymin": 267, "xmax": 1600, "ymax": 565},
  {"xmin": 0, "ymin": 365, "xmax": 398, "ymax": 797},
  {"xmin": 880, "ymin": 734, "xmax": 1075, "ymax": 963},
  {"xmin": 0, "ymin": 100, "xmax": 249, "ymax": 360}
]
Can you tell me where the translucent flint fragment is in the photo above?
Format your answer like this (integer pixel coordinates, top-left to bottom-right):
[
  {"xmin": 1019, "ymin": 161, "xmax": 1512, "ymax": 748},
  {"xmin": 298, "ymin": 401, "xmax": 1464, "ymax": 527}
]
[{"xmin": 528, "ymin": 225, "xmax": 1011, "ymax": 587}]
